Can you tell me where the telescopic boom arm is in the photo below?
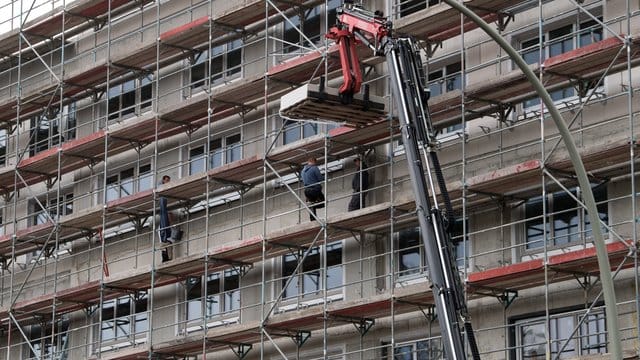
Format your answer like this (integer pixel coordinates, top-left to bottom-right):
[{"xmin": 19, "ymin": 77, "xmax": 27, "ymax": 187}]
[{"xmin": 327, "ymin": 4, "xmax": 480, "ymax": 359}]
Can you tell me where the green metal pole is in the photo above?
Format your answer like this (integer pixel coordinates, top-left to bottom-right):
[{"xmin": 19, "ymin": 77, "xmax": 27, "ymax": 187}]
[{"xmin": 439, "ymin": 1, "xmax": 622, "ymax": 358}]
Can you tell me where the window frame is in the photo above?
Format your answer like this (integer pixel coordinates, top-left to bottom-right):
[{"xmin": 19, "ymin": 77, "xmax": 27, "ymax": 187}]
[
  {"xmin": 190, "ymin": 39, "xmax": 243, "ymax": 92},
  {"xmin": 394, "ymin": 0, "xmax": 441, "ymax": 19},
  {"xmin": 188, "ymin": 133, "xmax": 243, "ymax": 175},
  {"xmin": 29, "ymin": 102, "xmax": 77, "ymax": 157},
  {"xmin": 381, "ymin": 337, "xmax": 443, "ymax": 359},
  {"xmin": 281, "ymin": 0, "xmax": 340, "ymax": 55},
  {"xmin": 31, "ymin": 192, "xmax": 74, "ymax": 226},
  {"xmin": 97, "ymin": 293, "xmax": 148, "ymax": 350},
  {"xmin": 107, "ymin": 76, "xmax": 153, "ymax": 121},
  {"xmin": 26, "ymin": 318, "xmax": 70, "ymax": 360},
  {"xmin": 105, "ymin": 164, "xmax": 153, "ymax": 203},
  {"xmin": 512, "ymin": 307, "xmax": 607, "ymax": 359},
  {"xmin": 517, "ymin": 15, "xmax": 603, "ymax": 110},
  {"xmin": 522, "ymin": 185, "xmax": 608, "ymax": 251},
  {"xmin": 185, "ymin": 269, "xmax": 241, "ymax": 331},
  {"xmin": 281, "ymin": 240, "xmax": 344, "ymax": 300},
  {"xmin": 394, "ymin": 220, "xmax": 469, "ymax": 280}
]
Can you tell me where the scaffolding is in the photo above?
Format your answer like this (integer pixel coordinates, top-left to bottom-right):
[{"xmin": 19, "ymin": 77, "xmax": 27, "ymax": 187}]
[{"xmin": 0, "ymin": 0, "xmax": 637, "ymax": 359}]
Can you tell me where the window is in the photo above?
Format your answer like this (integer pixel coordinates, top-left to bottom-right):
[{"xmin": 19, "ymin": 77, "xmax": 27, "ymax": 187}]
[
  {"xmin": 106, "ymin": 165, "xmax": 152, "ymax": 202},
  {"xmin": 27, "ymin": 318, "xmax": 69, "ymax": 359},
  {"xmin": 520, "ymin": 17, "xmax": 603, "ymax": 109},
  {"xmin": 100, "ymin": 294, "xmax": 148, "ymax": 345},
  {"xmin": 31, "ymin": 193, "xmax": 73, "ymax": 226},
  {"xmin": 395, "ymin": 222, "xmax": 468, "ymax": 277},
  {"xmin": 396, "ymin": 0, "xmax": 440, "ymax": 18},
  {"xmin": 428, "ymin": 62, "xmax": 464, "ymax": 135},
  {"xmin": 282, "ymin": 241, "xmax": 343, "ymax": 299},
  {"xmin": 29, "ymin": 103, "xmax": 76, "ymax": 156},
  {"xmin": 186, "ymin": 269, "xmax": 240, "ymax": 326},
  {"xmin": 0, "ymin": 128, "xmax": 7, "ymax": 166},
  {"xmin": 282, "ymin": 1, "xmax": 339, "ymax": 53},
  {"xmin": 513, "ymin": 309, "xmax": 606, "ymax": 359},
  {"xmin": 524, "ymin": 185, "xmax": 608, "ymax": 250},
  {"xmin": 191, "ymin": 40, "xmax": 242, "ymax": 89},
  {"xmin": 396, "ymin": 227, "xmax": 423, "ymax": 277},
  {"xmin": 189, "ymin": 134, "xmax": 243, "ymax": 175},
  {"xmin": 382, "ymin": 338, "xmax": 443, "ymax": 359},
  {"xmin": 450, "ymin": 217, "xmax": 470, "ymax": 268},
  {"xmin": 283, "ymin": 120, "xmax": 317, "ymax": 145},
  {"xmin": 108, "ymin": 76, "xmax": 153, "ymax": 121}
]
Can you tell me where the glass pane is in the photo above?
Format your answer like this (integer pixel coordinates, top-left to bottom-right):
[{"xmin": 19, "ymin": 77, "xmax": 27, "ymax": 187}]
[
  {"xmin": 445, "ymin": 63, "xmax": 461, "ymax": 92},
  {"xmin": 549, "ymin": 25, "xmax": 574, "ymax": 57},
  {"xmin": 283, "ymin": 120, "xmax": 301, "ymax": 144},
  {"xmin": 400, "ymin": 0, "xmax": 427, "ymax": 18},
  {"xmin": 226, "ymin": 50, "xmax": 241, "ymax": 77},
  {"xmin": 283, "ymin": 254, "xmax": 299, "ymax": 298},
  {"xmin": 226, "ymin": 134, "xmax": 241, "ymax": 163},
  {"xmin": 398, "ymin": 228, "xmax": 422, "ymax": 275},
  {"xmin": 140, "ymin": 83, "xmax": 152, "ymax": 109},
  {"xmin": 525, "ymin": 196, "xmax": 548, "ymax": 249},
  {"xmin": 520, "ymin": 321, "xmax": 546, "ymax": 359},
  {"xmin": 326, "ymin": 242, "xmax": 342, "ymax": 267},
  {"xmin": 101, "ymin": 320, "xmax": 115, "ymax": 342},
  {"xmin": 206, "ymin": 294, "xmax": 221, "ymax": 316},
  {"xmin": 327, "ymin": 266, "xmax": 342, "ymax": 290},
  {"xmin": 327, "ymin": 0, "xmax": 340, "ymax": 28},
  {"xmin": 187, "ymin": 299, "xmax": 202, "ymax": 321},
  {"xmin": 303, "ymin": 122, "xmax": 317, "ymax": 138},
  {"xmin": 191, "ymin": 62, "xmax": 206, "ymax": 88},
  {"xmin": 550, "ymin": 316, "xmax": 576, "ymax": 357},
  {"xmin": 522, "ymin": 37, "xmax": 541, "ymax": 65},
  {"xmin": 553, "ymin": 190, "xmax": 579, "ymax": 246},
  {"xmin": 210, "ymin": 138, "xmax": 223, "ymax": 168},
  {"xmin": 283, "ymin": 15, "xmax": 301, "ymax": 53},
  {"xmin": 106, "ymin": 183, "xmax": 119, "ymax": 202},
  {"xmin": 304, "ymin": 6, "xmax": 322, "ymax": 46},
  {"xmin": 580, "ymin": 313, "xmax": 607, "ymax": 354},
  {"xmin": 584, "ymin": 186, "xmax": 608, "ymax": 238},
  {"xmin": 134, "ymin": 312, "xmax": 148, "ymax": 334},
  {"xmin": 211, "ymin": 55, "xmax": 224, "ymax": 83},
  {"xmin": 138, "ymin": 166, "xmax": 152, "ymax": 192},
  {"xmin": 394, "ymin": 345, "xmax": 414, "ymax": 360},
  {"xmin": 190, "ymin": 147, "xmax": 206, "ymax": 175}
]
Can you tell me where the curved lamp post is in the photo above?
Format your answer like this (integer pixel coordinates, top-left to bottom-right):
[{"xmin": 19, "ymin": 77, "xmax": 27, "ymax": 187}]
[{"xmin": 439, "ymin": 1, "xmax": 622, "ymax": 358}]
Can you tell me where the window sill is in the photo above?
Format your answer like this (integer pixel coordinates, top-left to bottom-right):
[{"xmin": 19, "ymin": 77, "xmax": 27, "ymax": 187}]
[
  {"xmin": 276, "ymin": 292, "xmax": 343, "ymax": 313},
  {"xmin": 98, "ymin": 337, "xmax": 147, "ymax": 353},
  {"xmin": 184, "ymin": 316, "xmax": 240, "ymax": 334}
]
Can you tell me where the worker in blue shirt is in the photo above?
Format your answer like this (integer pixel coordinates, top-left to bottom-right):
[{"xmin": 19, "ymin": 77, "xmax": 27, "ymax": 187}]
[
  {"xmin": 158, "ymin": 175, "xmax": 172, "ymax": 262},
  {"xmin": 301, "ymin": 157, "xmax": 325, "ymax": 221}
]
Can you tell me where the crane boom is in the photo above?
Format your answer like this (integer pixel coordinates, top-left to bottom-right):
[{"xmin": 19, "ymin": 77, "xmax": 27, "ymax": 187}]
[{"xmin": 327, "ymin": 4, "xmax": 480, "ymax": 359}]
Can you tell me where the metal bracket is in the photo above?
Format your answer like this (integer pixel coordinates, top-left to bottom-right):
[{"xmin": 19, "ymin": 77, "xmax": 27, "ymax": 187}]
[
  {"xmin": 574, "ymin": 274, "xmax": 595, "ymax": 291},
  {"xmin": 496, "ymin": 11, "xmax": 514, "ymax": 32},
  {"xmin": 229, "ymin": 343, "xmax": 252, "ymax": 359},
  {"xmin": 497, "ymin": 290, "xmax": 518, "ymax": 308},
  {"xmin": 353, "ymin": 317, "xmax": 375, "ymax": 336},
  {"xmin": 425, "ymin": 40, "xmax": 442, "ymax": 58},
  {"xmin": 420, "ymin": 304, "xmax": 438, "ymax": 322},
  {"xmin": 496, "ymin": 103, "xmax": 515, "ymax": 124},
  {"xmin": 331, "ymin": 315, "xmax": 374, "ymax": 336},
  {"xmin": 292, "ymin": 330, "xmax": 311, "ymax": 348}
]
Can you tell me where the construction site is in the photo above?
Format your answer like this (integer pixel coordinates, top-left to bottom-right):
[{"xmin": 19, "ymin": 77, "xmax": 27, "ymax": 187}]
[{"xmin": 0, "ymin": 0, "xmax": 638, "ymax": 358}]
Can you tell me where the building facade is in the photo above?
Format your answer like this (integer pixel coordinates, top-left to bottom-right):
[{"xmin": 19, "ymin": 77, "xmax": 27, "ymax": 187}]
[{"xmin": 0, "ymin": 0, "xmax": 638, "ymax": 359}]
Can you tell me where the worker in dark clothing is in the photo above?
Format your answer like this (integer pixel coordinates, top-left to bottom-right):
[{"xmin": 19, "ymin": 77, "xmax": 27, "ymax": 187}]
[
  {"xmin": 301, "ymin": 157, "xmax": 325, "ymax": 221},
  {"xmin": 348, "ymin": 157, "xmax": 369, "ymax": 211},
  {"xmin": 158, "ymin": 175, "xmax": 172, "ymax": 262}
]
